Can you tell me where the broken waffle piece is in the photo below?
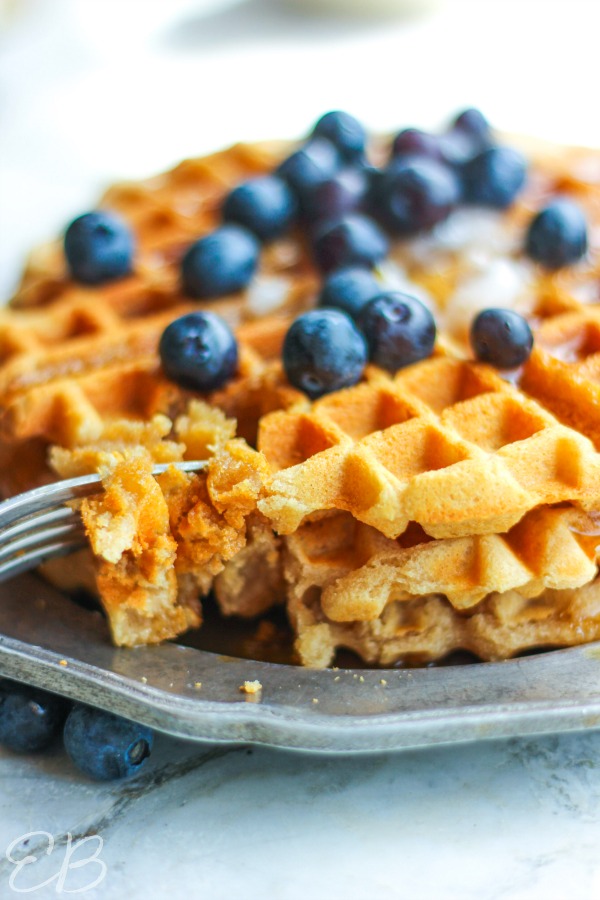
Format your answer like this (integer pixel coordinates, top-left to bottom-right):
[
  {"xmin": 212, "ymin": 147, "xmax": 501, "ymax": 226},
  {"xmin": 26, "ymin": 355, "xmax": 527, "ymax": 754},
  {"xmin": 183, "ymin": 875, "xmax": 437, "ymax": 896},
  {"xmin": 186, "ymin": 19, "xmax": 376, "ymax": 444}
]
[{"xmin": 50, "ymin": 404, "xmax": 272, "ymax": 646}]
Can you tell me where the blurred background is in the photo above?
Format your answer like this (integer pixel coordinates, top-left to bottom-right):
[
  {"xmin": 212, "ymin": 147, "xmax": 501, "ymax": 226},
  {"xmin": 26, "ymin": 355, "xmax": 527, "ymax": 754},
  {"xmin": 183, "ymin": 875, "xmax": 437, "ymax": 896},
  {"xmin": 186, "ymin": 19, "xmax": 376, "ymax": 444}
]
[{"xmin": 1, "ymin": 0, "xmax": 598, "ymax": 299}]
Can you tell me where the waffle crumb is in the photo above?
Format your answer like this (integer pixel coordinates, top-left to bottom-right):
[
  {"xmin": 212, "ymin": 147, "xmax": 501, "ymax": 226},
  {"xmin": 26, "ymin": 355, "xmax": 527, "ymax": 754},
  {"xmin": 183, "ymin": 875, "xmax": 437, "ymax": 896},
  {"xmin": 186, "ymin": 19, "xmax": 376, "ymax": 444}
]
[{"xmin": 240, "ymin": 680, "xmax": 262, "ymax": 695}]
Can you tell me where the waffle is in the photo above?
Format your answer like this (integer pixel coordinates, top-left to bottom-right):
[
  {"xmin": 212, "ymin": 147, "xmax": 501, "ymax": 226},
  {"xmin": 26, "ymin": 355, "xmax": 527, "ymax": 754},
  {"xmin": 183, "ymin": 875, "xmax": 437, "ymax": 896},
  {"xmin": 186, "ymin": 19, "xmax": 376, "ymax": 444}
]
[
  {"xmin": 257, "ymin": 356, "xmax": 600, "ymax": 539},
  {"xmin": 4, "ymin": 127, "xmax": 600, "ymax": 665},
  {"xmin": 283, "ymin": 508, "xmax": 600, "ymax": 666},
  {"xmin": 0, "ymin": 141, "xmax": 313, "ymax": 497},
  {"xmin": 292, "ymin": 578, "xmax": 600, "ymax": 668},
  {"xmin": 50, "ymin": 402, "xmax": 274, "ymax": 645}
]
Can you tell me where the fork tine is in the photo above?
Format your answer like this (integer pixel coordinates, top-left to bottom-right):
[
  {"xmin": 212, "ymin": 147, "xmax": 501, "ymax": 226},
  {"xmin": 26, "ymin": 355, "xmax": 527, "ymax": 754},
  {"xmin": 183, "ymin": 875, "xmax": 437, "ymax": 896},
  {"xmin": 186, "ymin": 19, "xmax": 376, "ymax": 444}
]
[
  {"xmin": 0, "ymin": 475, "xmax": 105, "ymax": 530},
  {"xmin": 0, "ymin": 460, "xmax": 208, "ymax": 529},
  {"xmin": 0, "ymin": 521, "xmax": 85, "ymax": 564},
  {"xmin": 0, "ymin": 536, "xmax": 88, "ymax": 583},
  {"xmin": 0, "ymin": 505, "xmax": 79, "ymax": 547},
  {"xmin": 0, "ymin": 460, "xmax": 209, "ymax": 582}
]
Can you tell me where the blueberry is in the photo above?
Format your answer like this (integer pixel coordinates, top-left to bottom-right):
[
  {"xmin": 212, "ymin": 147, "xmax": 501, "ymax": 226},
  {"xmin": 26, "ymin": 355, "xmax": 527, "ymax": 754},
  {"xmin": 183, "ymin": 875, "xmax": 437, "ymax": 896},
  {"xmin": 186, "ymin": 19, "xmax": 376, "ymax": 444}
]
[
  {"xmin": 439, "ymin": 108, "xmax": 493, "ymax": 168},
  {"xmin": 391, "ymin": 128, "xmax": 443, "ymax": 162},
  {"xmin": 222, "ymin": 175, "xmax": 298, "ymax": 242},
  {"xmin": 318, "ymin": 266, "xmax": 381, "ymax": 319},
  {"xmin": 159, "ymin": 311, "xmax": 238, "ymax": 392},
  {"xmin": 301, "ymin": 167, "xmax": 368, "ymax": 226},
  {"xmin": 282, "ymin": 309, "xmax": 367, "ymax": 399},
  {"xmin": 373, "ymin": 158, "xmax": 460, "ymax": 235},
  {"xmin": 277, "ymin": 138, "xmax": 341, "ymax": 199},
  {"xmin": 525, "ymin": 198, "xmax": 588, "ymax": 269},
  {"xmin": 312, "ymin": 213, "xmax": 389, "ymax": 273},
  {"xmin": 64, "ymin": 211, "xmax": 134, "ymax": 284},
  {"xmin": 181, "ymin": 225, "xmax": 259, "ymax": 298},
  {"xmin": 0, "ymin": 680, "xmax": 69, "ymax": 753},
  {"xmin": 470, "ymin": 308, "xmax": 533, "ymax": 369},
  {"xmin": 63, "ymin": 704, "xmax": 154, "ymax": 781},
  {"xmin": 438, "ymin": 132, "xmax": 482, "ymax": 169},
  {"xmin": 358, "ymin": 292, "xmax": 436, "ymax": 372},
  {"xmin": 451, "ymin": 107, "xmax": 492, "ymax": 143},
  {"xmin": 312, "ymin": 111, "xmax": 366, "ymax": 162},
  {"xmin": 462, "ymin": 146, "xmax": 527, "ymax": 208}
]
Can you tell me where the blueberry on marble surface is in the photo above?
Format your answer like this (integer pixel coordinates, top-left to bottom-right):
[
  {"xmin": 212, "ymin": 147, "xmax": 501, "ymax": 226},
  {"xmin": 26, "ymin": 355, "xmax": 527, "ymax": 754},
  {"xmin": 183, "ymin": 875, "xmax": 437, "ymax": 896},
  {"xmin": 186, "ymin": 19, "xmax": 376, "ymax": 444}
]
[
  {"xmin": 462, "ymin": 146, "xmax": 527, "ymax": 208},
  {"xmin": 222, "ymin": 175, "xmax": 297, "ymax": 242},
  {"xmin": 318, "ymin": 266, "xmax": 382, "ymax": 319},
  {"xmin": 312, "ymin": 213, "xmax": 389, "ymax": 273},
  {"xmin": 63, "ymin": 704, "xmax": 154, "ymax": 781},
  {"xmin": 181, "ymin": 225, "xmax": 259, "ymax": 298},
  {"xmin": 312, "ymin": 110, "xmax": 366, "ymax": 162},
  {"xmin": 159, "ymin": 311, "xmax": 238, "ymax": 392},
  {"xmin": 525, "ymin": 198, "xmax": 588, "ymax": 269},
  {"xmin": 64, "ymin": 211, "xmax": 134, "ymax": 284},
  {"xmin": 470, "ymin": 308, "xmax": 533, "ymax": 369},
  {"xmin": 282, "ymin": 309, "xmax": 368, "ymax": 399},
  {"xmin": 358, "ymin": 291, "xmax": 436, "ymax": 372},
  {"xmin": 0, "ymin": 679, "xmax": 69, "ymax": 753}
]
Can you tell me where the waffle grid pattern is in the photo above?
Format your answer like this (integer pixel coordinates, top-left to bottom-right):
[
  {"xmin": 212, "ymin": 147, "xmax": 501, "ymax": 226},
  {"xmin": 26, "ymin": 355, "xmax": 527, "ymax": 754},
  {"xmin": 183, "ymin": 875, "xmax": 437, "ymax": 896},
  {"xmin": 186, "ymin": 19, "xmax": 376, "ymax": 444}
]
[
  {"xmin": 3, "ymin": 136, "xmax": 600, "ymax": 665},
  {"xmin": 258, "ymin": 356, "xmax": 600, "ymax": 539}
]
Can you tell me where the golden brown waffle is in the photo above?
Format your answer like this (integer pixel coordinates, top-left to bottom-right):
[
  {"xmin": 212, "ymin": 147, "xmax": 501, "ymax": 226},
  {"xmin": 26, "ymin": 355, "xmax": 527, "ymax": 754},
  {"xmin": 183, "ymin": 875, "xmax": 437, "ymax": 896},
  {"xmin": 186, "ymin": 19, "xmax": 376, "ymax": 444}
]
[
  {"xmin": 291, "ymin": 579, "xmax": 600, "ymax": 668},
  {"xmin": 283, "ymin": 508, "xmax": 600, "ymax": 666},
  {"xmin": 521, "ymin": 308, "xmax": 600, "ymax": 448},
  {"xmin": 0, "ymin": 142, "xmax": 314, "ymax": 499},
  {"xmin": 258, "ymin": 356, "xmax": 600, "ymax": 539},
  {"xmin": 4, "ymin": 132, "xmax": 600, "ymax": 665}
]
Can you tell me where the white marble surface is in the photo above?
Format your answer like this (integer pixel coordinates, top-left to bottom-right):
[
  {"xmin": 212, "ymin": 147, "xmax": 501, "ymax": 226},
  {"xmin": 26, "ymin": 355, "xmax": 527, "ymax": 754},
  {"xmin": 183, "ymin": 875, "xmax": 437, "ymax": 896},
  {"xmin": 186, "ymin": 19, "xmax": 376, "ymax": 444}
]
[
  {"xmin": 2, "ymin": 732, "xmax": 600, "ymax": 899},
  {"xmin": 3, "ymin": 2, "xmax": 600, "ymax": 898}
]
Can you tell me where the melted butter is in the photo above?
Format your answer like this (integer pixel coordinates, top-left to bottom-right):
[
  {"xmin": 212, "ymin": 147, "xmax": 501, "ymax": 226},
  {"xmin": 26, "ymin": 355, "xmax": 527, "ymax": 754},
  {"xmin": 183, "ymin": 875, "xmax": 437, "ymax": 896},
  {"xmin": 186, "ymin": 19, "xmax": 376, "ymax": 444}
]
[{"xmin": 569, "ymin": 510, "xmax": 600, "ymax": 537}]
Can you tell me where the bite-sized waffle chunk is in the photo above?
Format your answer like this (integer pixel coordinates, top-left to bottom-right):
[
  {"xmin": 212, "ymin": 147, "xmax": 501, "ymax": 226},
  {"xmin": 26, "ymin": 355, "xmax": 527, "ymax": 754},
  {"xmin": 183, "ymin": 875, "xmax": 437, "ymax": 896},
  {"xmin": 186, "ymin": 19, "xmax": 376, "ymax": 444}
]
[
  {"xmin": 78, "ymin": 455, "xmax": 190, "ymax": 647},
  {"xmin": 50, "ymin": 402, "xmax": 272, "ymax": 646}
]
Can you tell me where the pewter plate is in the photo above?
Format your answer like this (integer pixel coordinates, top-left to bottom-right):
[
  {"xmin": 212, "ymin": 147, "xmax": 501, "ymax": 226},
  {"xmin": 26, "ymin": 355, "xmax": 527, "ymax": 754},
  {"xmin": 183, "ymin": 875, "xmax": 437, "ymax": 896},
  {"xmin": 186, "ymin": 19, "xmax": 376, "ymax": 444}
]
[{"xmin": 2, "ymin": 574, "xmax": 600, "ymax": 753}]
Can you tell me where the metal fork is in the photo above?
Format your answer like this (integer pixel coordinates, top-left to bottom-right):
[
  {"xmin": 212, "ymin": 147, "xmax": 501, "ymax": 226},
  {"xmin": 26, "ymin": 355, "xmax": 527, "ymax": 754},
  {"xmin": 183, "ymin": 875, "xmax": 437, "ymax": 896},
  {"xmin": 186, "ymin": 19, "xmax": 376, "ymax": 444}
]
[{"xmin": 0, "ymin": 461, "xmax": 207, "ymax": 582}]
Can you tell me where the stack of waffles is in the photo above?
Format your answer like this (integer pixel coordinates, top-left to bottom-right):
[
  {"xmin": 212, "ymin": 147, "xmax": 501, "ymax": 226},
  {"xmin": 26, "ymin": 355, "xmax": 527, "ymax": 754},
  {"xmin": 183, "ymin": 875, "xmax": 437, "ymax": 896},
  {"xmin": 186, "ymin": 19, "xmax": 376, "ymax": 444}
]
[{"xmin": 3, "ymin": 132, "xmax": 600, "ymax": 666}]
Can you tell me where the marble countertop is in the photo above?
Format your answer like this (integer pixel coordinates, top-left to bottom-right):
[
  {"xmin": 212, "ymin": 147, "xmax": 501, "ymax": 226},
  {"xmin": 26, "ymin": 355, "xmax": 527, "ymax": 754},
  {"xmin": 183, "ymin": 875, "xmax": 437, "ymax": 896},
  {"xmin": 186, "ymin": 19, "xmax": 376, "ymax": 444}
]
[
  {"xmin": 2, "ymin": 731, "xmax": 600, "ymax": 898},
  {"xmin": 3, "ymin": 2, "xmax": 600, "ymax": 897}
]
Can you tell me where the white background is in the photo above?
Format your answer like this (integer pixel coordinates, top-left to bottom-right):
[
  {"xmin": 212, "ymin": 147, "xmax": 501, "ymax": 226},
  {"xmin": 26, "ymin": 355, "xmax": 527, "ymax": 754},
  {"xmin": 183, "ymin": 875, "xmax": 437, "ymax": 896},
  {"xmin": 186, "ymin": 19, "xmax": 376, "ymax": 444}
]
[{"xmin": 2, "ymin": 0, "xmax": 600, "ymax": 300}]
